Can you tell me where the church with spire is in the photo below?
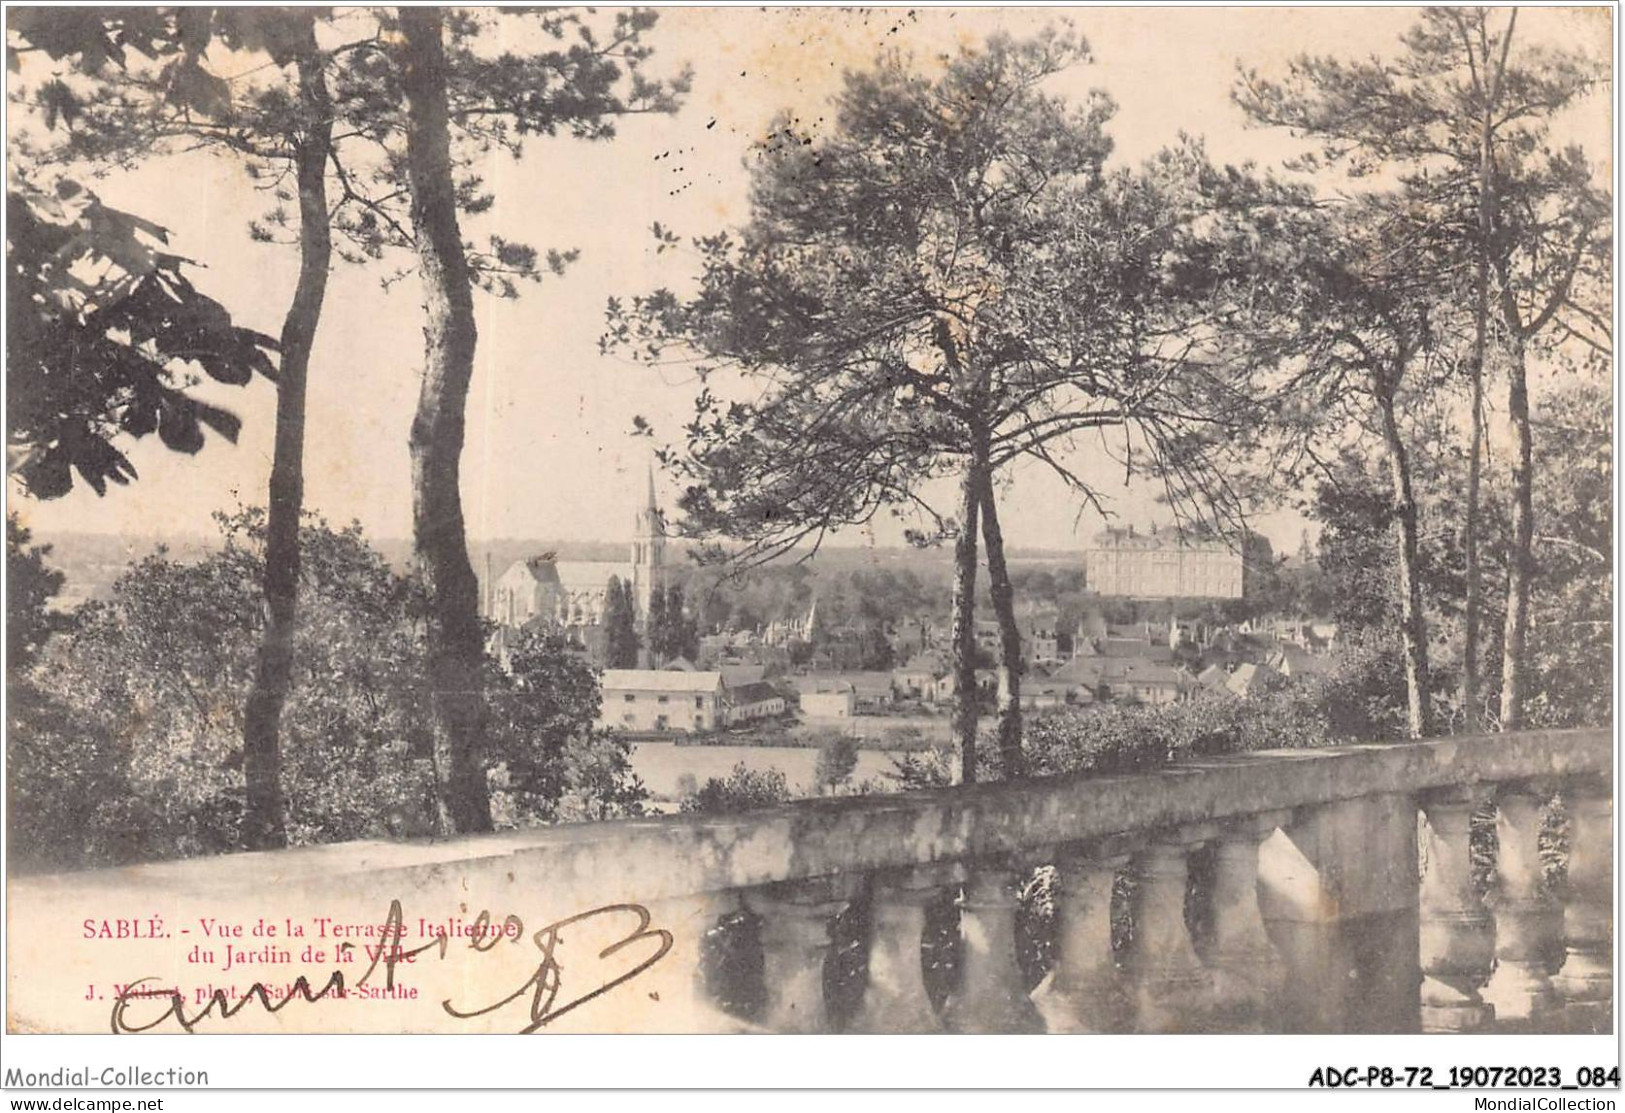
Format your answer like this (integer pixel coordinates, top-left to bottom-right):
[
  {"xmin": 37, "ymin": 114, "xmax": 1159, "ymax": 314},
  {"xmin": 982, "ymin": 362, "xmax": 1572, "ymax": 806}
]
[
  {"xmin": 629, "ymin": 462, "xmax": 664, "ymax": 618},
  {"xmin": 486, "ymin": 463, "xmax": 666, "ymax": 648}
]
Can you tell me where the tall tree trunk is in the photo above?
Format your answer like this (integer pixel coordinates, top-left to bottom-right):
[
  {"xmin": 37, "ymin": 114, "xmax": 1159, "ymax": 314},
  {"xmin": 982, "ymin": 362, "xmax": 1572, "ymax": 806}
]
[
  {"xmin": 1461, "ymin": 11, "xmax": 1514, "ymax": 733},
  {"xmin": 949, "ymin": 458, "xmax": 983, "ymax": 785},
  {"xmin": 978, "ymin": 468, "xmax": 1024, "ymax": 779},
  {"xmin": 1460, "ymin": 203, "xmax": 1488, "ymax": 733},
  {"xmin": 1498, "ymin": 331, "xmax": 1534, "ymax": 731},
  {"xmin": 1376, "ymin": 383, "xmax": 1432, "ymax": 738},
  {"xmin": 241, "ymin": 20, "xmax": 332, "ymax": 851},
  {"xmin": 399, "ymin": 7, "xmax": 493, "ymax": 833}
]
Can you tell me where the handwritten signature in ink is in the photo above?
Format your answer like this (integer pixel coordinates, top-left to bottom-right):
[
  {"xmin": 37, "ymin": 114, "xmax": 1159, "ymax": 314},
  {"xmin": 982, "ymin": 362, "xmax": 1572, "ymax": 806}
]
[{"xmin": 110, "ymin": 900, "xmax": 671, "ymax": 1034}]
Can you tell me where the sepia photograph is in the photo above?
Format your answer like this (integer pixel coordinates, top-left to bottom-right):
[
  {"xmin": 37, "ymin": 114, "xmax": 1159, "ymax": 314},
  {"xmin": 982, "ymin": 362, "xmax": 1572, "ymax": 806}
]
[{"xmin": 0, "ymin": 0, "xmax": 1616, "ymax": 1093}]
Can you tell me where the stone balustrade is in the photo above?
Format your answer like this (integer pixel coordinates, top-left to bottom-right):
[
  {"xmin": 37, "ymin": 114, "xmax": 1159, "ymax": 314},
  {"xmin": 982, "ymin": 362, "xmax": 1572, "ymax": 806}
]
[{"xmin": 5, "ymin": 728, "xmax": 1611, "ymax": 1034}]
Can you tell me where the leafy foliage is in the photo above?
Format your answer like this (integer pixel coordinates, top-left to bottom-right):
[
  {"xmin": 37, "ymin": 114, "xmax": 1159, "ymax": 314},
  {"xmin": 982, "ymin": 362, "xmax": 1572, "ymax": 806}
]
[
  {"xmin": 10, "ymin": 8, "xmax": 688, "ymax": 297},
  {"xmin": 812, "ymin": 731, "xmax": 859, "ymax": 793},
  {"xmin": 6, "ymin": 176, "xmax": 276, "ymax": 498},
  {"xmin": 6, "ymin": 512, "xmax": 67, "ymax": 669},
  {"xmin": 7, "ymin": 511, "xmax": 644, "ymax": 871},
  {"xmin": 648, "ymin": 583, "xmax": 698, "ymax": 663},
  {"xmin": 1524, "ymin": 379, "xmax": 1612, "ymax": 729},
  {"xmin": 488, "ymin": 628, "xmax": 645, "ymax": 824},
  {"xmin": 603, "ymin": 574, "xmax": 640, "ymax": 667},
  {"xmin": 1236, "ymin": 7, "xmax": 1611, "ymax": 731},
  {"xmin": 678, "ymin": 762, "xmax": 790, "ymax": 816},
  {"xmin": 608, "ymin": 29, "xmax": 1287, "ymax": 567}
]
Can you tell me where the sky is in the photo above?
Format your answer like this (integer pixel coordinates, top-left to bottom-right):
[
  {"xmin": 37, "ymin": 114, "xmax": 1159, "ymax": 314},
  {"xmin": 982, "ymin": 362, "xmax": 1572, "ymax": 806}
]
[{"xmin": 7, "ymin": 5, "xmax": 1612, "ymax": 555}]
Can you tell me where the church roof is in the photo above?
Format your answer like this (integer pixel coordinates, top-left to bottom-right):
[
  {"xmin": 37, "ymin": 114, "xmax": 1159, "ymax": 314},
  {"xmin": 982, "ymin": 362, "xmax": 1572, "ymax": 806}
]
[{"xmin": 501, "ymin": 557, "xmax": 634, "ymax": 590}]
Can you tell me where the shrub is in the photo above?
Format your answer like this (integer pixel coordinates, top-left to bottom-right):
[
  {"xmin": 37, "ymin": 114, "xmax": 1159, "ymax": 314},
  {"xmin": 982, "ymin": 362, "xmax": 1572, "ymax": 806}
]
[{"xmin": 679, "ymin": 763, "xmax": 790, "ymax": 815}]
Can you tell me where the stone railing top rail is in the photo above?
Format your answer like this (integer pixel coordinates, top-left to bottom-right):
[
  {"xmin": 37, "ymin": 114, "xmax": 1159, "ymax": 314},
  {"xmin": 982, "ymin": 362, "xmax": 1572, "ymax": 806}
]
[{"xmin": 14, "ymin": 728, "xmax": 1609, "ymax": 909}]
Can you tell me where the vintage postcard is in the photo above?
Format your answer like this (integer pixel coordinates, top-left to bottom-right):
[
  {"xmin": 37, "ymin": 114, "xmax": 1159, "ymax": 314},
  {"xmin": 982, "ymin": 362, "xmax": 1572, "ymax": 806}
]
[{"xmin": 2, "ymin": 2, "xmax": 1615, "ymax": 1085}]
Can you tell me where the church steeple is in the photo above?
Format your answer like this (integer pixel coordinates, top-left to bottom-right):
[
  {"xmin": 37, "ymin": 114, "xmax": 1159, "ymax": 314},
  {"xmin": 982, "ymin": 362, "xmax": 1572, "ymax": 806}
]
[{"xmin": 631, "ymin": 460, "xmax": 665, "ymax": 618}]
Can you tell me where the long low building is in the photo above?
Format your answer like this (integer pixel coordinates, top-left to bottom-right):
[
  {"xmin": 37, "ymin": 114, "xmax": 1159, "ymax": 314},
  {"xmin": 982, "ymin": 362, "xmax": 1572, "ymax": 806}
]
[
  {"xmin": 725, "ymin": 681, "xmax": 788, "ymax": 725},
  {"xmin": 599, "ymin": 669, "xmax": 725, "ymax": 734}
]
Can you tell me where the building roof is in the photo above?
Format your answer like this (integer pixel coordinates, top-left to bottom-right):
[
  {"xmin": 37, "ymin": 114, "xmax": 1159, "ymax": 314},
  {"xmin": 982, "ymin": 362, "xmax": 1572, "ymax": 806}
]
[
  {"xmin": 1107, "ymin": 659, "xmax": 1192, "ymax": 688},
  {"xmin": 795, "ymin": 676, "xmax": 855, "ymax": 695},
  {"xmin": 725, "ymin": 681, "xmax": 782, "ymax": 706},
  {"xmin": 1051, "ymin": 656, "xmax": 1108, "ymax": 685},
  {"xmin": 601, "ymin": 669, "xmax": 722, "ymax": 693},
  {"xmin": 1273, "ymin": 643, "xmax": 1336, "ymax": 677},
  {"xmin": 500, "ymin": 557, "xmax": 634, "ymax": 590},
  {"xmin": 1099, "ymin": 637, "xmax": 1173, "ymax": 661},
  {"xmin": 1026, "ymin": 681, "xmax": 1073, "ymax": 697},
  {"xmin": 1089, "ymin": 526, "xmax": 1235, "ymax": 552},
  {"xmin": 806, "ymin": 670, "xmax": 894, "ymax": 695},
  {"xmin": 1225, "ymin": 661, "xmax": 1278, "ymax": 697}
]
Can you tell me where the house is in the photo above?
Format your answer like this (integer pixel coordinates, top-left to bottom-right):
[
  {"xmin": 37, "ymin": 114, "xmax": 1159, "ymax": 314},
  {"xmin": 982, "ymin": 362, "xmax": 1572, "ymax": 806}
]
[
  {"xmin": 1050, "ymin": 655, "xmax": 1109, "ymax": 702},
  {"xmin": 724, "ymin": 681, "xmax": 787, "ymax": 726},
  {"xmin": 893, "ymin": 650, "xmax": 950, "ymax": 699},
  {"xmin": 1027, "ymin": 628, "xmax": 1065, "ymax": 667},
  {"xmin": 1196, "ymin": 663, "xmax": 1231, "ymax": 693},
  {"xmin": 1047, "ymin": 655, "xmax": 1191, "ymax": 705},
  {"xmin": 795, "ymin": 677, "xmax": 856, "ymax": 719},
  {"xmin": 806, "ymin": 671, "xmax": 894, "ymax": 709},
  {"xmin": 1271, "ymin": 643, "xmax": 1336, "ymax": 679},
  {"xmin": 600, "ymin": 669, "xmax": 725, "ymax": 734},
  {"xmin": 1103, "ymin": 659, "xmax": 1194, "ymax": 705},
  {"xmin": 932, "ymin": 668, "xmax": 999, "ymax": 704},
  {"xmin": 1018, "ymin": 680, "xmax": 1075, "ymax": 710},
  {"xmin": 973, "ymin": 619, "xmax": 1002, "ymax": 656},
  {"xmin": 1225, "ymin": 661, "xmax": 1280, "ymax": 699}
]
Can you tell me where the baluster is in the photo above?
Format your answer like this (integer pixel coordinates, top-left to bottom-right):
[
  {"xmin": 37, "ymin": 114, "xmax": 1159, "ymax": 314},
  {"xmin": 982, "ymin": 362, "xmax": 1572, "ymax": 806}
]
[
  {"xmin": 944, "ymin": 860, "xmax": 1044, "ymax": 1033},
  {"xmin": 1483, "ymin": 783, "xmax": 1561, "ymax": 1028},
  {"xmin": 747, "ymin": 877, "xmax": 850, "ymax": 1033},
  {"xmin": 1419, "ymin": 788, "xmax": 1496, "ymax": 1032},
  {"xmin": 1127, "ymin": 824, "xmax": 1216, "ymax": 1032},
  {"xmin": 855, "ymin": 864, "xmax": 959, "ymax": 1032},
  {"xmin": 1032, "ymin": 840, "xmax": 1133, "ymax": 1033},
  {"xmin": 1205, "ymin": 811, "xmax": 1290, "ymax": 1031},
  {"xmin": 1553, "ymin": 778, "xmax": 1613, "ymax": 1033}
]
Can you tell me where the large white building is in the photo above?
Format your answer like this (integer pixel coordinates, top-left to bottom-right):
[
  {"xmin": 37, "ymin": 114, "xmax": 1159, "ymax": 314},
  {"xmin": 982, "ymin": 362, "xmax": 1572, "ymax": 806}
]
[
  {"xmin": 599, "ymin": 669, "xmax": 724, "ymax": 734},
  {"xmin": 1084, "ymin": 526, "xmax": 1266, "ymax": 600},
  {"xmin": 488, "ymin": 467, "xmax": 666, "ymax": 630}
]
